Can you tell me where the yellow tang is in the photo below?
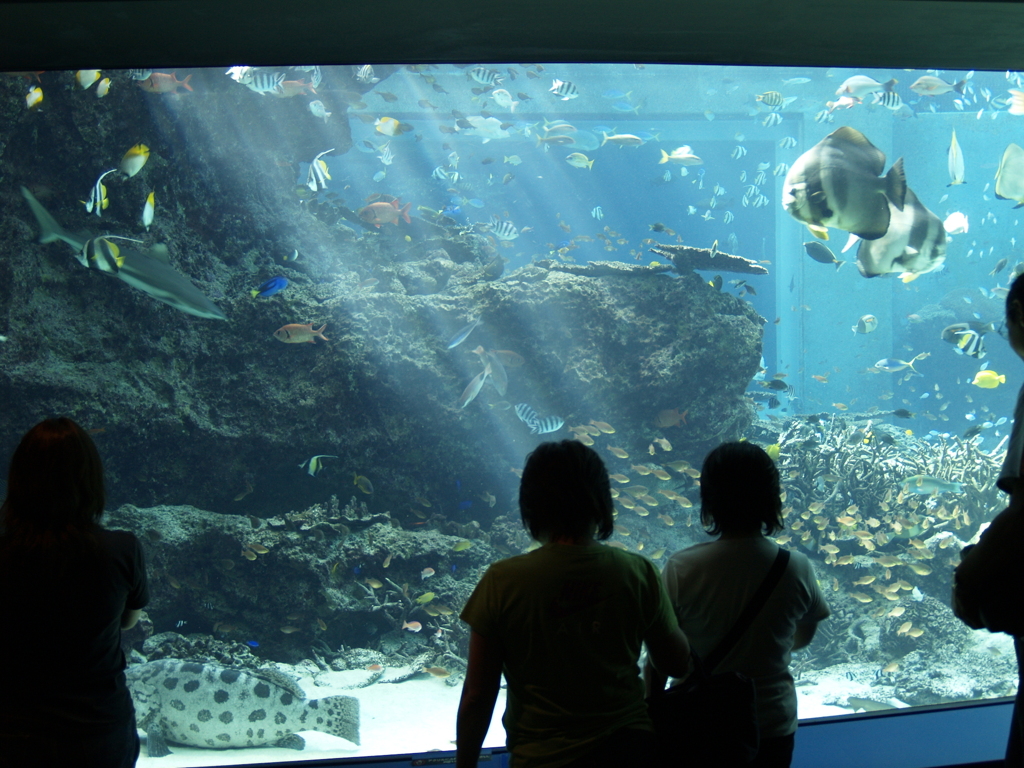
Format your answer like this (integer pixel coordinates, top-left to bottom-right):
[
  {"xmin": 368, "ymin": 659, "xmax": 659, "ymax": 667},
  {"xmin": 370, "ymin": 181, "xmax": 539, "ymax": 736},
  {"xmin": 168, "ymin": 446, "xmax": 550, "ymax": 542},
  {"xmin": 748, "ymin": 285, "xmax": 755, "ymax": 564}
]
[
  {"xmin": 416, "ymin": 592, "xmax": 436, "ymax": 604},
  {"xmin": 452, "ymin": 540, "xmax": 473, "ymax": 552}
]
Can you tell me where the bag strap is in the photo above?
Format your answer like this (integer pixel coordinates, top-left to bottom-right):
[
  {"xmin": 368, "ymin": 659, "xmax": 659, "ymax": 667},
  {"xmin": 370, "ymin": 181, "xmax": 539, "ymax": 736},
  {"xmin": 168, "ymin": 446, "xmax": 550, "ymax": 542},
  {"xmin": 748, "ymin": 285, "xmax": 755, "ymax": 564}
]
[{"xmin": 703, "ymin": 547, "xmax": 790, "ymax": 673}]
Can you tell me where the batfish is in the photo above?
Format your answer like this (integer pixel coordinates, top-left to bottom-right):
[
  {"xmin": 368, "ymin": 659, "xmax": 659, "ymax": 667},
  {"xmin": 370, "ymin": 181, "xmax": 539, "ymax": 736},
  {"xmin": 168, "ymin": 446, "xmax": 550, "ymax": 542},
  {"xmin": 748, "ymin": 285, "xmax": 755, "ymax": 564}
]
[
  {"xmin": 856, "ymin": 187, "xmax": 946, "ymax": 279},
  {"xmin": 782, "ymin": 126, "xmax": 907, "ymax": 241},
  {"xmin": 995, "ymin": 143, "xmax": 1024, "ymax": 207}
]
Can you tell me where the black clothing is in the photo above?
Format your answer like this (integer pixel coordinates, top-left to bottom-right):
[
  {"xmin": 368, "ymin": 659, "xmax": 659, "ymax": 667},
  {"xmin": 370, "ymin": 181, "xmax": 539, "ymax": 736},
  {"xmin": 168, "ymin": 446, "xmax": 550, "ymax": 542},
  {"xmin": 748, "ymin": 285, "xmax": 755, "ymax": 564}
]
[{"xmin": 0, "ymin": 527, "xmax": 148, "ymax": 743}]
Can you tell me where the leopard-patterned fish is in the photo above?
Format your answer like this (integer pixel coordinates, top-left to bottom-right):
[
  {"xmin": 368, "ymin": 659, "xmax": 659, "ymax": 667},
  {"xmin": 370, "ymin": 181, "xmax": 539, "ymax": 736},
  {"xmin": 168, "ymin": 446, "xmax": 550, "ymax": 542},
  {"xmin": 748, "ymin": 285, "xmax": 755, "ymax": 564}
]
[{"xmin": 127, "ymin": 659, "xmax": 359, "ymax": 757}]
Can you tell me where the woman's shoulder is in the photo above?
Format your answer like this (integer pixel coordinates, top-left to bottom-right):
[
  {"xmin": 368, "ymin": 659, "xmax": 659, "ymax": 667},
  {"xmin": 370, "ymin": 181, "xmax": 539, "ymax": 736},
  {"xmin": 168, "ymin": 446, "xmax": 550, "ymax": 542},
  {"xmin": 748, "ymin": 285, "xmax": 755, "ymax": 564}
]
[{"xmin": 98, "ymin": 526, "xmax": 143, "ymax": 552}]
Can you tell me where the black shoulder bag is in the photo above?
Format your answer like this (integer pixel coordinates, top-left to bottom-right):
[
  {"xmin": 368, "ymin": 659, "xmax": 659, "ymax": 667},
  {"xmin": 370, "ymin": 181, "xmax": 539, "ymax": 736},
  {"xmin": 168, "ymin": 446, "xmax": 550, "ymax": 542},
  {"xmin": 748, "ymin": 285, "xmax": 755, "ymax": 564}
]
[{"xmin": 647, "ymin": 547, "xmax": 791, "ymax": 768}]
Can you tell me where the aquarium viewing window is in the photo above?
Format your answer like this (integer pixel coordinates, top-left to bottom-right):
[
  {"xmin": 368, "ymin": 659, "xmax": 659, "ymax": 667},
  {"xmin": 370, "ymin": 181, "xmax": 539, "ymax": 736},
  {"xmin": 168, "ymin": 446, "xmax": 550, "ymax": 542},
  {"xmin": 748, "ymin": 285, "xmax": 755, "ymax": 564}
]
[{"xmin": 1, "ymin": 60, "xmax": 1020, "ymax": 765}]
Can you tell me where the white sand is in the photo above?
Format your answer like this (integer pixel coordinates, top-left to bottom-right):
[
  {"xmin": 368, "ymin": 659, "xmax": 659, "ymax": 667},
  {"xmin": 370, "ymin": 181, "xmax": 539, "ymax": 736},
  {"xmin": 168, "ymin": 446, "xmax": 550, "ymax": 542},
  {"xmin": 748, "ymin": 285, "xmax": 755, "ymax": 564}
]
[{"xmin": 135, "ymin": 661, "xmax": 1007, "ymax": 765}]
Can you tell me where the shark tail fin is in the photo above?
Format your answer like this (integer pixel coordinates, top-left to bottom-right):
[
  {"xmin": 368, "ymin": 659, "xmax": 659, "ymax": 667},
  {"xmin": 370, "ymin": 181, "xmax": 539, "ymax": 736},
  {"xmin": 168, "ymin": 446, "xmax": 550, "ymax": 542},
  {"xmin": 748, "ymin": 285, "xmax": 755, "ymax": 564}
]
[{"xmin": 21, "ymin": 186, "xmax": 81, "ymax": 248}]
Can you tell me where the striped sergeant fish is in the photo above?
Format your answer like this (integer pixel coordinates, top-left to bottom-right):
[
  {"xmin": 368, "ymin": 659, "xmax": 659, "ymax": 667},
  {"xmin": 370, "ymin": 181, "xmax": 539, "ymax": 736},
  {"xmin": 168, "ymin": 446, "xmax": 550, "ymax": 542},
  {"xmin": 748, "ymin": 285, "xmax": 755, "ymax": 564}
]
[
  {"xmin": 306, "ymin": 148, "xmax": 334, "ymax": 192},
  {"xmin": 378, "ymin": 142, "xmax": 394, "ymax": 166},
  {"xmin": 244, "ymin": 71, "xmax": 285, "ymax": 95},
  {"xmin": 515, "ymin": 403, "xmax": 565, "ymax": 434},
  {"xmin": 756, "ymin": 91, "xmax": 784, "ymax": 108},
  {"xmin": 353, "ymin": 64, "xmax": 378, "ymax": 84},
  {"xmin": 470, "ymin": 67, "xmax": 503, "ymax": 88},
  {"xmin": 490, "ymin": 216, "xmax": 519, "ymax": 241},
  {"xmin": 549, "ymin": 79, "xmax": 579, "ymax": 101},
  {"xmin": 872, "ymin": 90, "xmax": 904, "ymax": 111}
]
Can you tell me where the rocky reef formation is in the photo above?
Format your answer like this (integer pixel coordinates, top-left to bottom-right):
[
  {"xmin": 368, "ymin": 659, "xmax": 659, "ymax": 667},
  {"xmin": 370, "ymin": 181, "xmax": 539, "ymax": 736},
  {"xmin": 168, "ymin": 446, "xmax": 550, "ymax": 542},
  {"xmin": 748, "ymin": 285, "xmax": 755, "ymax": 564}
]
[{"xmin": 0, "ymin": 69, "xmax": 765, "ymax": 519}]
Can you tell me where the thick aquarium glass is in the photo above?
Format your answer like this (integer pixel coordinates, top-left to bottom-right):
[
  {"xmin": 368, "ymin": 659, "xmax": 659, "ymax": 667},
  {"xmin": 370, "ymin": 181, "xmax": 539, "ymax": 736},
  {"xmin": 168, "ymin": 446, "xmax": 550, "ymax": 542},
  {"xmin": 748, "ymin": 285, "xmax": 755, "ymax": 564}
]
[{"xmin": 1, "ymin": 61, "xmax": 1020, "ymax": 764}]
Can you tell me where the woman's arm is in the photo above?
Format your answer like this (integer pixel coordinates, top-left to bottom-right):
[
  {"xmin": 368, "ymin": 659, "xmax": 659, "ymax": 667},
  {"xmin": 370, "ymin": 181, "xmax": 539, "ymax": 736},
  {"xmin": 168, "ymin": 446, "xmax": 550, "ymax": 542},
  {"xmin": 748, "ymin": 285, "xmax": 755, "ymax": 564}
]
[
  {"xmin": 644, "ymin": 626, "xmax": 691, "ymax": 695},
  {"xmin": 456, "ymin": 629, "xmax": 504, "ymax": 768}
]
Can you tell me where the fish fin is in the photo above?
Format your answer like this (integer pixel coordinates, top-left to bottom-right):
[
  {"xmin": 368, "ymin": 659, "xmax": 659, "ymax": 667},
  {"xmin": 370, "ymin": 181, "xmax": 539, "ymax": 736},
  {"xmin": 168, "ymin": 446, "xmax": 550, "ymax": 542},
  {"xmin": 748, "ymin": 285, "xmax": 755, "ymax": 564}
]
[
  {"xmin": 806, "ymin": 224, "xmax": 829, "ymax": 240},
  {"xmin": 146, "ymin": 243, "xmax": 173, "ymax": 264},
  {"xmin": 834, "ymin": 260, "xmax": 846, "ymax": 271},
  {"xmin": 400, "ymin": 202, "xmax": 412, "ymax": 224},
  {"xmin": 21, "ymin": 186, "xmax": 84, "ymax": 249},
  {"xmin": 954, "ymin": 79, "xmax": 966, "ymax": 95},
  {"xmin": 885, "ymin": 157, "xmax": 907, "ymax": 211},
  {"xmin": 181, "ymin": 74, "xmax": 194, "ymax": 92}
]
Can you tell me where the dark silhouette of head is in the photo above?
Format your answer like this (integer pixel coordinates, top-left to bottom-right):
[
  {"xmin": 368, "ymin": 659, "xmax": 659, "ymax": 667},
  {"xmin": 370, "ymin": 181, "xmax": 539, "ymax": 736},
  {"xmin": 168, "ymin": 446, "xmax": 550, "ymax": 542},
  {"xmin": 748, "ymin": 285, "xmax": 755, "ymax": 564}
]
[
  {"xmin": 519, "ymin": 440, "xmax": 614, "ymax": 542},
  {"xmin": 700, "ymin": 441, "xmax": 783, "ymax": 537},
  {"xmin": 1008, "ymin": 271, "xmax": 1024, "ymax": 322},
  {"xmin": 1, "ymin": 417, "xmax": 105, "ymax": 545}
]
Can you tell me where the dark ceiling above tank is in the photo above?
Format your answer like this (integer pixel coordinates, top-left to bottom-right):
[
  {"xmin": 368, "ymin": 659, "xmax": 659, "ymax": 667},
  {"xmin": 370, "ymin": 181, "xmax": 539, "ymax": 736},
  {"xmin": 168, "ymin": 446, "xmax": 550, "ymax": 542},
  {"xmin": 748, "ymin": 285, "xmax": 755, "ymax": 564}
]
[{"xmin": 1, "ymin": 0, "xmax": 1023, "ymax": 72}]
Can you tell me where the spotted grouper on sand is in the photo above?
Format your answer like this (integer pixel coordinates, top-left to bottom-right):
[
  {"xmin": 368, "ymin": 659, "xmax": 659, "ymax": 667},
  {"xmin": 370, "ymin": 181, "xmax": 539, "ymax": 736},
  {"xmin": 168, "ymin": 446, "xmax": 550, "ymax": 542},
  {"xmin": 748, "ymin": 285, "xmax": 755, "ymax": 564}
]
[{"xmin": 127, "ymin": 659, "xmax": 359, "ymax": 757}]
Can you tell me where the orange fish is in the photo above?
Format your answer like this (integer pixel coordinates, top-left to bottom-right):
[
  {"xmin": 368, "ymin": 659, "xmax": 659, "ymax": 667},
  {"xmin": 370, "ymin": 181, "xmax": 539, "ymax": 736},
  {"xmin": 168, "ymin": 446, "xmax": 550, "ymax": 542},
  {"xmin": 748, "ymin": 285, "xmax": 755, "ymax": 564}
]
[
  {"xmin": 137, "ymin": 72, "xmax": 193, "ymax": 94},
  {"xmin": 271, "ymin": 80, "xmax": 315, "ymax": 98},
  {"xmin": 402, "ymin": 620, "xmax": 423, "ymax": 632},
  {"xmin": 273, "ymin": 323, "xmax": 328, "ymax": 344},
  {"xmin": 358, "ymin": 199, "xmax": 412, "ymax": 227}
]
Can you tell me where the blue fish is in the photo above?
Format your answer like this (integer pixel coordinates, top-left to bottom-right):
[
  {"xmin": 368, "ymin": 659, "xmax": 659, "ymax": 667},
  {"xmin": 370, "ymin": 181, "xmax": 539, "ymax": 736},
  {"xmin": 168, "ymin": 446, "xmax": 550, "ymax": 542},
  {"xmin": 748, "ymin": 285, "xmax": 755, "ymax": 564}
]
[
  {"xmin": 602, "ymin": 89, "xmax": 631, "ymax": 100},
  {"xmin": 467, "ymin": 199, "xmax": 485, "ymax": 209},
  {"xmin": 442, "ymin": 205, "xmax": 462, "ymax": 217},
  {"xmin": 458, "ymin": 500, "xmax": 473, "ymax": 510},
  {"xmin": 612, "ymin": 102, "xmax": 639, "ymax": 113},
  {"xmin": 251, "ymin": 276, "xmax": 289, "ymax": 298},
  {"xmin": 557, "ymin": 240, "xmax": 572, "ymax": 249},
  {"xmin": 246, "ymin": 640, "xmax": 260, "ymax": 648}
]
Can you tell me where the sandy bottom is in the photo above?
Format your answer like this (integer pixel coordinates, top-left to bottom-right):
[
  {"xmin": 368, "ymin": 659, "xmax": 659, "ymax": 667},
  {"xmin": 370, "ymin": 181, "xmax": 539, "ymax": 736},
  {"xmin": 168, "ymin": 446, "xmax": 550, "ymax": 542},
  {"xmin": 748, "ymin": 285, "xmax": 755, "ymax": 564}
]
[{"xmin": 135, "ymin": 656, "xmax": 1012, "ymax": 766}]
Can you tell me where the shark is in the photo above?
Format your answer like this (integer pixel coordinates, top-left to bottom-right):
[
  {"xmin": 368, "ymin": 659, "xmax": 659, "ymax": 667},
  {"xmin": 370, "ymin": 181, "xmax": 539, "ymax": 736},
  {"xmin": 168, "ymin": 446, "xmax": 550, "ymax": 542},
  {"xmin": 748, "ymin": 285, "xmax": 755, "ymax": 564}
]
[{"xmin": 21, "ymin": 186, "xmax": 226, "ymax": 320}]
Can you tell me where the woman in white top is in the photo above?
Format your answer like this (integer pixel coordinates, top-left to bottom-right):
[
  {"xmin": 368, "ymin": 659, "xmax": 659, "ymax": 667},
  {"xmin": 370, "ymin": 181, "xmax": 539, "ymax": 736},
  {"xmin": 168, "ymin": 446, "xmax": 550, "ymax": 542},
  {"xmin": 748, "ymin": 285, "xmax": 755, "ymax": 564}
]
[{"xmin": 646, "ymin": 441, "xmax": 830, "ymax": 768}]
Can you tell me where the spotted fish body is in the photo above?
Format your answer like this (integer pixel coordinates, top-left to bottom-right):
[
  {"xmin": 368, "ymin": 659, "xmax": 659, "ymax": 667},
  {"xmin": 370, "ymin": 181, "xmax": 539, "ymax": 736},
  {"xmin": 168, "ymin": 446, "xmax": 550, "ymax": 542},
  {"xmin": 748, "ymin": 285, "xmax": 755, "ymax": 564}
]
[{"xmin": 127, "ymin": 659, "xmax": 360, "ymax": 756}]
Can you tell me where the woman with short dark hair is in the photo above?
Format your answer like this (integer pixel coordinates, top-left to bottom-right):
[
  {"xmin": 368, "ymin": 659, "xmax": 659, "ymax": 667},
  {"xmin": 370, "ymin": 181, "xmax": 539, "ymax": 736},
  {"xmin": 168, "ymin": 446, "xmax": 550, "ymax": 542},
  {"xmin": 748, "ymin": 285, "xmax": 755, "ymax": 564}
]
[
  {"xmin": 649, "ymin": 441, "xmax": 829, "ymax": 768},
  {"xmin": 456, "ymin": 440, "xmax": 691, "ymax": 768},
  {"xmin": 0, "ymin": 418, "xmax": 149, "ymax": 768}
]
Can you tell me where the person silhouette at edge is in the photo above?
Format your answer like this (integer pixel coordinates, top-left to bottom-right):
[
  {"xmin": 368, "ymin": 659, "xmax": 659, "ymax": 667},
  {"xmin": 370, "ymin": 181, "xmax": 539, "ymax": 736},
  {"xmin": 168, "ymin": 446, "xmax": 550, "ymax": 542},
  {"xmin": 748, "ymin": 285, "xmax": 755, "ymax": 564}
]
[
  {"xmin": 0, "ymin": 417, "xmax": 149, "ymax": 767},
  {"xmin": 456, "ymin": 440, "xmax": 691, "ymax": 768},
  {"xmin": 954, "ymin": 273, "xmax": 1024, "ymax": 767}
]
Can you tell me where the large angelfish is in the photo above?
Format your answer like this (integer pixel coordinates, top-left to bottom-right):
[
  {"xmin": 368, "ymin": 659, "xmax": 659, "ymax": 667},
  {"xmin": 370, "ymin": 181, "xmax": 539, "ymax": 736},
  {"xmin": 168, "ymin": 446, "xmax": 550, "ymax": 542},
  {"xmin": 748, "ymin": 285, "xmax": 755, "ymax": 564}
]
[
  {"xmin": 21, "ymin": 186, "xmax": 226, "ymax": 320},
  {"xmin": 782, "ymin": 126, "xmax": 907, "ymax": 241},
  {"xmin": 856, "ymin": 187, "xmax": 946, "ymax": 280}
]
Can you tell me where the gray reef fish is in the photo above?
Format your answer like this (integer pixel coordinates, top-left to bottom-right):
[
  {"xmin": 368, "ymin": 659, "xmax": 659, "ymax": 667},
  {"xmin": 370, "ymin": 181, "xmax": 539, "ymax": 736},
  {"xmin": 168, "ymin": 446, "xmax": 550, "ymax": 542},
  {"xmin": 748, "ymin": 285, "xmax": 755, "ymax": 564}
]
[
  {"xmin": 855, "ymin": 187, "xmax": 946, "ymax": 279},
  {"xmin": 782, "ymin": 126, "xmax": 907, "ymax": 240},
  {"xmin": 803, "ymin": 241, "xmax": 845, "ymax": 270},
  {"xmin": 21, "ymin": 186, "xmax": 227, "ymax": 320},
  {"xmin": 459, "ymin": 363, "xmax": 491, "ymax": 409},
  {"xmin": 127, "ymin": 659, "xmax": 359, "ymax": 757},
  {"xmin": 853, "ymin": 314, "xmax": 878, "ymax": 334},
  {"xmin": 900, "ymin": 474, "xmax": 963, "ymax": 495}
]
